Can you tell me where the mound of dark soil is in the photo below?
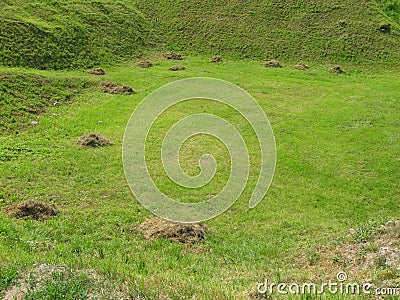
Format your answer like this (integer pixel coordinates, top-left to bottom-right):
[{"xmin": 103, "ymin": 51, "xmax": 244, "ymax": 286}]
[
  {"xmin": 338, "ymin": 20, "xmax": 347, "ymax": 28},
  {"xmin": 87, "ymin": 68, "xmax": 106, "ymax": 75},
  {"xmin": 77, "ymin": 133, "xmax": 112, "ymax": 147},
  {"xmin": 294, "ymin": 62, "xmax": 309, "ymax": 70},
  {"xmin": 209, "ymin": 56, "xmax": 222, "ymax": 63},
  {"xmin": 164, "ymin": 51, "xmax": 183, "ymax": 60},
  {"xmin": 3, "ymin": 200, "xmax": 58, "ymax": 220},
  {"xmin": 137, "ymin": 61, "xmax": 153, "ymax": 68},
  {"xmin": 380, "ymin": 23, "xmax": 391, "ymax": 33},
  {"xmin": 99, "ymin": 81, "xmax": 136, "ymax": 95},
  {"xmin": 329, "ymin": 65, "xmax": 344, "ymax": 73},
  {"xmin": 138, "ymin": 218, "xmax": 210, "ymax": 244},
  {"xmin": 169, "ymin": 65, "xmax": 185, "ymax": 71},
  {"xmin": 262, "ymin": 59, "xmax": 282, "ymax": 68}
]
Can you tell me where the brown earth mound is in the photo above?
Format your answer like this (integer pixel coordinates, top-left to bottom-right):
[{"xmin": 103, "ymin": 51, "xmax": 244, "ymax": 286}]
[
  {"xmin": 262, "ymin": 59, "xmax": 282, "ymax": 68},
  {"xmin": 87, "ymin": 68, "xmax": 106, "ymax": 75},
  {"xmin": 294, "ymin": 62, "xmax": 309, "ymax": 70},
  {"xmin": 99, "ymin": 81, "xmax": 136, "ymax": 95},
  {"xmin": 169, "ymin": 65, "xmax": 185, "ymax": 71},
  {"xmin": 3, "ymin": 200, "xmax": 58, "ymax": 220},
  {"xmin": 380, "ymin": 23, "xmax": 391, "ymax": 33},
  {"xmin": 138, "ymin": 218, "xmax": 210, "ymax": 244},
  {"xmin": 77, "ymin": 133, "xmax": 112, "ymax": 147},
  {"xmin": 209, "ymin": 56, "xmax": 222, "ymax": 63},
  {"xmin": 137, "ymin": 61, "xmax": 153, "ymax": 68},
  {"xmin": 164, "ymin": 51, "xmax": 183, "ymax": 60},
  {"xmin": 329, "ymin": 65, "xmax": 344, "ymax": 73}
]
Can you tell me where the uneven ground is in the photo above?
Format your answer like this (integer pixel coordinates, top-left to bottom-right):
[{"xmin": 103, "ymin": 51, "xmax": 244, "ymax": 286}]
[
  {"xmin": 1, "ymin": 0, "xmax": 400, "ymax": 69},
  {"xmin": 138, "ymin": 0, "xmax": 400, "ymax": 64},
  {"xmin": 1, "ymin": 1, "xmax": 399, "ymax": 299},
  {"xmin": 0, "ymin": 57, "xmax": 399, "ymax": 299},
  {"xmin": 0, "ymin": 0, "xmax": 156, "ymax": 69}
]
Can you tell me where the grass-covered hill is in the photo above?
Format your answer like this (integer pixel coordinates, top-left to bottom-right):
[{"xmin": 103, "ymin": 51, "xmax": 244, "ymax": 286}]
[
  {"xmin": 0, "ymin": 0, "xmax": 399, "ymax": 69},
  {"xmin": 140, "ymin": 0, "xmax": 400, "ymax": 64},
  {"xmin": 0, "ymin": 0, "xmax": 156, "ymax": 69}
]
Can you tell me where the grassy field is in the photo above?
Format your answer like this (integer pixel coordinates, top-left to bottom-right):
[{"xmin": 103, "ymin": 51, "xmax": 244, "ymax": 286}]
[{"xmin": 0, "ymin": 57, "xmax": 399, "ymax": 299}]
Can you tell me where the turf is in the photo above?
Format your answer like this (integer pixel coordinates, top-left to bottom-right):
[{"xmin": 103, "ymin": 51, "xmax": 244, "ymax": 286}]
[
  {"xmin": 0, "ymin": 72, "xmax": 93, "ymax": 134},
  {"xmin": 0, "ymin": 57, "xmax": 399, "ymax": 298},
  {"xmin": 138, "ymin": 0, "xmax": 400, "ymax": 65},
  {"xmin": 1, "ymin": 0, "xmax": 399, "ymax": 69},
  {"xmin": 379, "ymin": 0, "xmax": 400, "ymax": 23},
  {"xmin": 0, "ymin": 0, "xmax": 156, "ymax": 69}
]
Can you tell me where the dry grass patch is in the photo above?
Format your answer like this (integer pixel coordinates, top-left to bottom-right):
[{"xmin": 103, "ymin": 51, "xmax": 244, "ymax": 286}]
[
  {"xmin": 262, "ymin": 59, "xmax": 282, "ymax": 68},
  {"xmin": 138, "ymin": 218, "xmax": 210, "ymax": 244},
  {"xmin": 99, "ymin": 81, "xmax": 136, "ymax": 95},
  {"xmin": 77, "ymin": 133, "xmax": 112, "ymax": 148},
  {"xmin": 3, "ymin": 200, "xmax": 58, "ymax": 220}
]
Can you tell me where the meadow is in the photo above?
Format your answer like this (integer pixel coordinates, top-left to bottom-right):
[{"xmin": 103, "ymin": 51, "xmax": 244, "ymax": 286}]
[{"xmin": 0, "ymin": 56, "xmax": 399, "ymax": 299}]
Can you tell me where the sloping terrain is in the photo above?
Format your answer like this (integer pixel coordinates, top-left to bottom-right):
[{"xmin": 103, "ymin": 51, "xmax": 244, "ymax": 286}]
[
  {"xmin": 138, "ymin": 0, "xmax": 400, "ymax": 65},
  {"xmin": 0, "ymin": 72, "xmax": 92, "ymax": 133},
  {"xmin": 379, "ymin": 0, "xmax": 400, "ymax": 23},
  {"xmin": 0, "ymin": 0, "xmax": 156, "ymax": 69},
  {"xmin": 0, "ymin": 1, "xmax": 399, "ymax": 298},
  {"xmin": 0, "ymin": 0, "xmax": 399, "ymax": 69}
]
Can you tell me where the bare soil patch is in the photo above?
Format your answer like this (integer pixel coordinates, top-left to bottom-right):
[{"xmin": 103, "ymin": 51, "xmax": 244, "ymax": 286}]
[
  {"xmin": 164, "ymin": 51, "xmax": 183, "ymax": 60},
  {"xmin": 138, "ymin": 218, "xmax": 210, "ymax": 244},
  {"xmin": 299, "ymin": 220, "xmax": 400, "ymax": 285},
  {"xmin": 262, "ymin": 59, "xmax": 282, "ymax": 68},
  {"xmin": 3, "ymin": 200, "xmax": 58, "ymax": 220},
  {"xmin": 87, "ymin": 68, "xmax": 106, "ymax": 75},
  {"xmin": 2, "ymin": 264, "xmax": 133, "ymax": 300},
  {"xmin": 294, "ymin": 62, "xmax": 309, "ymax": 70},
  {"xmin": 380, "ymin": 23, "xmax": 391, "ymax": 33},
  {"xmin": 338, "ymin": 20, "xmax": 347, "ymax": 28},
  {"xmin": 169, "ymin": 65, "xmax": 185, "ymax": 71},
  {"xmin": 99, "ymin": 81, "xmax": 136, "ymax": 95},
  {"xmin": 137, "ymin": 61, "xmax": 153, "ymax": 68},
  {"xmin": 77, "ymin": 133, "xmax": 112, "ymax": 147},
  {"xmin": 329, "ymin": 65, "xmax": 344, "ymax": 73},
  {"xmin": 209, "ymin": 56, "xmax": 222, "ymax": 63}
]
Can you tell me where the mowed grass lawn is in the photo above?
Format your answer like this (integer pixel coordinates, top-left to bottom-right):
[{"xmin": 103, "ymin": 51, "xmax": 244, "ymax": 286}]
[{"xmin": 0, "ymin": 57, "xmax": 399, "ymax": 299}]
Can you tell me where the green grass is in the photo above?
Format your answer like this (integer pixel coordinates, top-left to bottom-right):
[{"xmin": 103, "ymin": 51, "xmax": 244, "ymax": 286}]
[
  {"xmin": 379, "ymin": 0, "xmax": 400, "ymax": 23},
  {"xmin": 138, "ymin": 0, "xmax": 400, "ymax": 65},
  {"xmin": 0, "ymin": 265, "xmax": 19, "ymax": 293},
  {"xmin": 0, "ymin": 72, "xmax": 93, "ymax": 134},
  {"xmin": 0, "ymin": 56, "xmax": 399, "ymax": 298},
  {"xmin": 1, "ymin": 0, "xmax": 400, "ymax": 69},
  {"xmin": 0, "ymin": 0, "xmax": 156, "ymax": 69},
  {"xmin": 24, "ymin": 270, "xmax": 89, "ymax": 300}
]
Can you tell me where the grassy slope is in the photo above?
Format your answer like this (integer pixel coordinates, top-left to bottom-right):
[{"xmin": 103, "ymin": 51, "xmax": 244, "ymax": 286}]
[
  {"xmin": 0, "ymin": 0, "xmax": 399, "ymax": 298},
  {"xmin": 138, "ymin": 0, "xmax": 400, "ymax": 62},
  {"xmin": 0, "ymin": 72, "xmax": 92, "ymax": 134},
  {"xmin": 0, "ymin": 0, "xmax": 399, "ymax": 69},
  {"xmin": 0, "ymin": 59, "xmax": 399, "ymax": 298},
  {"xmin": 379, "ymin": 0, "xmax": 400, "ymax": 23},
  {"xmin": 0, "ymin": 0, "xmax": 156, "ymax": 69},
  {"xmin": 138, "ymin": 0, "xmax": 400, "ymax": 65}
]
